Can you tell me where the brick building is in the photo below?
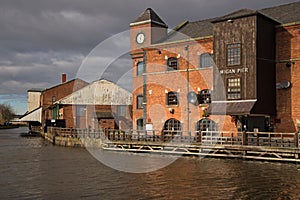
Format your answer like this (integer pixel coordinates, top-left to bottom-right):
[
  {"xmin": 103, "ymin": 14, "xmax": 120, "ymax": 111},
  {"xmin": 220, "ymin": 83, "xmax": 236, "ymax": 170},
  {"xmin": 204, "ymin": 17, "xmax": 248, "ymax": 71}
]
[
  {"xmin": 54, "ymin": 79, "xmax": 132, "ymax": 130},
  {"xmin": 130, "ymin": 2, "xmax": 300, "ymax": 134},
  {"xmin": 20, "ymin": 74, "xmax": 89, "ymax": 129},
  {"xmin": 21, "ymin": 77, "xmax": 132, "ymax": 131}
]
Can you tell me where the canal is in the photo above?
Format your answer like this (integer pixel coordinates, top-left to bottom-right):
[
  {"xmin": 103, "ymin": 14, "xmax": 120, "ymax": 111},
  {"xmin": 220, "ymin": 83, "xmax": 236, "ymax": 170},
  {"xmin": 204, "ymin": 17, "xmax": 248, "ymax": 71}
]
[{"xmin": 1, "ymin": 127, "xmax": 300, "ymax": 199}]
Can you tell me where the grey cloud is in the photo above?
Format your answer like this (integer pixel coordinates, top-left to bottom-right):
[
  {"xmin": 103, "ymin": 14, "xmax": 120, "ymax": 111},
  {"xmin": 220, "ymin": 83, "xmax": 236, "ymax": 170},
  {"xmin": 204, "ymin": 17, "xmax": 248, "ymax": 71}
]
[{"xmin": 0, "ymin": 0, "xmax": 299, "ymax": 98}]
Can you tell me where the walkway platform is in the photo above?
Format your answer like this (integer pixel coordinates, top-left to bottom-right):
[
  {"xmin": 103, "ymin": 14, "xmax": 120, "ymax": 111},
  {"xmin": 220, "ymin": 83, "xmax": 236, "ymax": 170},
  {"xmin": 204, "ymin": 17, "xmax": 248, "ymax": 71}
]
[{"xmin": 37, "ymin": 127, "xmax": 300, "ymax": 163}]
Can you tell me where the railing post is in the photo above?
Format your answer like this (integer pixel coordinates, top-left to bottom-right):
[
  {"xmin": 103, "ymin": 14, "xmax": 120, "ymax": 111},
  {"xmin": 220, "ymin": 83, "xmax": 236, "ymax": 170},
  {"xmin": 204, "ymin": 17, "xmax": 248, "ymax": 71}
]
[
  {"xmin": 242, "ymin": 131, "xmax": 247, "ymax": 146},
  {"xmin": 295, "ymin": 132, "xmax": 299, "ymax": 148},
  {"xmin": 152, "ymin": 131, "xmax": 155, "ymax": 142}
]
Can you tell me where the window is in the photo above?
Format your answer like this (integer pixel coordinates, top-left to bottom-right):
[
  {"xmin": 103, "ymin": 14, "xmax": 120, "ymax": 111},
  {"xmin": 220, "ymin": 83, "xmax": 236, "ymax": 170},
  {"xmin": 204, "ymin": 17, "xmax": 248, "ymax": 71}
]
[
  {"xmin": 137, "ymin": 61, "xmax": 144, "ymax": 76},
  {"xmin": 52, "ymin": 96, "xmax": 56, "ymax": 103},
  {"xmin": 117, "ymin": 105, "xmax": 126, "ymax": 117},
  {"xmin": 199, "ymin": 53, "xmax": 213, "ymax": 68},
  {"xmin": 167, "ymin": 57, "xmax": 178, "ymax": 71},
  {"xmin": 137, "ymin": 118, "xmax": 143, "ymax": 131},
  {"xmin": 227, "ymin": 43, "xmax": 241, "ymax": 66},
  {"xmin": 167, "ymin": 91, "xmax": 179, "ymax": 106},
  {"xmin": 199, "ymin": 89, "xmax": 212, "ymax": 104},
  {"xmin": 163, "ymin": 118, "xmax": 181, "ymax": 133},
  {"xmin": 137, "ymin": 95, "xmax": 143, "ymax": 109},
  {"xmin": 196, "ymin": 118, "xmax": 218, "ymax": 132},
  {"xmin": 76, "ymin": 106, "xmax": 86, "ymax": 117},
  {"xmin": 227, "ymin": 78, "xmax": 241, "ymax": 99}
]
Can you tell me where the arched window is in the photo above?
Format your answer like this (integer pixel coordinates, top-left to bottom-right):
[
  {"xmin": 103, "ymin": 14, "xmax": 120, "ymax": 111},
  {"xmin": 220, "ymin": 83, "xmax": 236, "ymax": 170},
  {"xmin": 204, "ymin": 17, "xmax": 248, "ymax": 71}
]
[
  {"xmin": 163, "ymin": 118, "xmax": 181, "ymax": 134},
  {"xmin": 167, "ymin": 57, "xmax": 178, "ymax": 71},
  {"xmin": 137, "ymin": 61, "xmax": 144, "ymax": 76},
  {"xmin": 199, "ymin": 53, "xmax": 213, "ymax": 68},
  {"xmin": 166, "ymin": 91, "xmax": 179, "ymax": 106},
  {"xmin": 136, "ymin": 118, "xmax": 143, "ymax": 131},
  {"xmin": 196, "ymin": 118, "xmax": 218, "ymax": 132}
]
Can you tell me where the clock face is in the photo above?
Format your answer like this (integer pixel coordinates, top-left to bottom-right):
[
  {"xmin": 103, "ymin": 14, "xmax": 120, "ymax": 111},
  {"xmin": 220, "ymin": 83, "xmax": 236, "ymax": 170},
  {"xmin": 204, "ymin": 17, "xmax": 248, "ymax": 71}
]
[{"xmin": 136, "ymin": 33, "xmax": 145, "ymax": 44}]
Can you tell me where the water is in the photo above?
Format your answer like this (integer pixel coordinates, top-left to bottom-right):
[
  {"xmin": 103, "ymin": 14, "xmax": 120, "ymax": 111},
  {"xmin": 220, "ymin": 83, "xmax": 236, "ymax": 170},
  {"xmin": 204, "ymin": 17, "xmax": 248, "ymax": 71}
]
[{"xmin": 1, "ymin": 127, "xmax": 300, "ymax": 199}]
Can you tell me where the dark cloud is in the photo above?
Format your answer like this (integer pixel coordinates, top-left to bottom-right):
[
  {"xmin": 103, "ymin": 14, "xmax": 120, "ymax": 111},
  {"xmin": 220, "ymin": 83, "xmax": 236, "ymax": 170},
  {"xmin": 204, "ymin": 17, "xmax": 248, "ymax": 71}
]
[{"xmin": 0, "ymin": 0, "xmax": 299, "ymax": 113}]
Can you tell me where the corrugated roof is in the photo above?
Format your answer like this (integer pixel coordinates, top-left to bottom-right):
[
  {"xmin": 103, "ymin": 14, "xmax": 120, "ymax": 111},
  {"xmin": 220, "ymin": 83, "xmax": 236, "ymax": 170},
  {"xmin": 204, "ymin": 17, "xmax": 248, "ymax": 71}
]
[{"xmin": 56, "ymin": 79, "xmax": 132, "ymax": 105}]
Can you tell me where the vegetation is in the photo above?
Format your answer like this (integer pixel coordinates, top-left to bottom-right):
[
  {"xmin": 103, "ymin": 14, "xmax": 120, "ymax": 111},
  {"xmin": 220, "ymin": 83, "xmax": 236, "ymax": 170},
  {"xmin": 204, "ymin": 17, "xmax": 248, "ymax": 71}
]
[{"xmin": 0, "ymin": 104, "xmax": 15, "ymax": 125}]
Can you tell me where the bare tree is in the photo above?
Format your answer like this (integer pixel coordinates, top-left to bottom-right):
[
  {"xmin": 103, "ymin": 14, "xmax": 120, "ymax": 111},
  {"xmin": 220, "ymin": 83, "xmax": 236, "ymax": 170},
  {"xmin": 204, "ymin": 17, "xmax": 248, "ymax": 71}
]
[{"xmin": 0, "ymin": 104, "xmax": 15, "ymax": 125}]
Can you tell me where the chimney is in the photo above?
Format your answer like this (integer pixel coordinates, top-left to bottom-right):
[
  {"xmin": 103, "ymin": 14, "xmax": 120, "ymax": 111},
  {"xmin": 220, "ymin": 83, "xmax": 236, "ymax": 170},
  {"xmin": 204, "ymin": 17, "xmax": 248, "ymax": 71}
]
[{"xmin": 62, "ymin": 73, "xmax": 67, "ymax": 83}]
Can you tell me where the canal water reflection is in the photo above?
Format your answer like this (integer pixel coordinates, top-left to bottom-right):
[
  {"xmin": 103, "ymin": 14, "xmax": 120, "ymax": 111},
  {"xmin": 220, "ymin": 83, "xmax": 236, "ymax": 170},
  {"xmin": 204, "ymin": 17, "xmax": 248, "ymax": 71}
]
[{"xmin": 1, "ymin": 127, "xmax": 300, "ymax": 199}]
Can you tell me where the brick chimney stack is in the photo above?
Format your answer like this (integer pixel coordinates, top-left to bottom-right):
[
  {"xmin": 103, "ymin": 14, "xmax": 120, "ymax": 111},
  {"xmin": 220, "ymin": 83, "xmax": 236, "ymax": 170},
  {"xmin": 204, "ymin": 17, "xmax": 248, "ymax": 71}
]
[{"xmin": 62, "ymin": 73, "xmax": 67, "ymax": 83}]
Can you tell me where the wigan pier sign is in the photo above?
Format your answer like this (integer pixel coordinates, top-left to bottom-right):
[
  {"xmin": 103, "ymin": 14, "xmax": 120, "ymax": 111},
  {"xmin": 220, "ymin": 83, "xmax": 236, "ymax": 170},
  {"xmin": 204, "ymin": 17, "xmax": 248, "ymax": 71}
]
[{"xmin": 219, "ymin": 67, "xmax": 249, "ymax": 75}]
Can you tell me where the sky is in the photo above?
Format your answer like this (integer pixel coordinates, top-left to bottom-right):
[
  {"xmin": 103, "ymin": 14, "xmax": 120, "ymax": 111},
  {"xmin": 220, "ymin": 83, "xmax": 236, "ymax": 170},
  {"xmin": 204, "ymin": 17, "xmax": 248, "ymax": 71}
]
[{"xmin": 0, "ymin": 0, "xmax": 299, "ymax": 114}]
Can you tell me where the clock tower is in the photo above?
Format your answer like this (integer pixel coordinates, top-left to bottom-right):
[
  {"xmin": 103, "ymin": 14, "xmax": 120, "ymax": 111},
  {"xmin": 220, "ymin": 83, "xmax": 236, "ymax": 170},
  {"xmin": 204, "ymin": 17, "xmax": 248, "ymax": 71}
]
[
  {"xmin": 130, "ymin": 8, "xmax": 168, "ymax": 53},
  {"xmin": 130, "ymin": 8, "xmax": 168, "ymax": 131}
]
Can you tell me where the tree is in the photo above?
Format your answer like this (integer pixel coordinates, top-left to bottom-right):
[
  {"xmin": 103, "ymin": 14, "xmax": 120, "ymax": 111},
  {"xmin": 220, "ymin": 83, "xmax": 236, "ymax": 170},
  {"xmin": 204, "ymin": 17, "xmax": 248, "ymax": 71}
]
[{"xmin": 0, "ymin": 104, "xmax": 15, "ymax": 125}]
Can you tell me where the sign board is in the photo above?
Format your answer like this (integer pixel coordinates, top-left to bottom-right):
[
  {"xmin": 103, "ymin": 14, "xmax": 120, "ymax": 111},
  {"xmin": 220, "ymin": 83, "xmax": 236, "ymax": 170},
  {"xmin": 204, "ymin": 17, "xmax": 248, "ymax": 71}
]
[{"xmin": 146, "ymin": 124, "xmax": 153, "ymax": 131}]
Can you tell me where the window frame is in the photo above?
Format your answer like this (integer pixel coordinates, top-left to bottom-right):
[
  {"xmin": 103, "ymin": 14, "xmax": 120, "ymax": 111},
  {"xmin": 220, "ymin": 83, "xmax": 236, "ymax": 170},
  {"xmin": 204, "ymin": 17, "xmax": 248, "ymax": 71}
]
[
  {"xmin": 136, "ymin": 61, "xmax": 144, "ymax": 76},
  {"xmin": 227, "ymin": 78, "xmax": 241, "ymax": 100},
  {"xmin": 136, "ymin": 95, "xmax": 144, "ymax": 109},
  {"xmin": 52, "ymin": 96, "xmax": 56, "ymax": 103},
  {"xmin": 166, "ymin": 91, "xmax": 179, "ymax": 106},
  {"xmin": 199, "ymin": 53, "xmax": 213, "ymax": 68},
  {"xmin": 166, "ymin": 57, "xmax": 178, "ymax": 71},
  {"xmin": 227, "ymin": 43, "xmax": 241, "ymax": 66},
  {"xmin": 136, "ymin": 118, "xmax": 143, "ymax": 131},
  {"xmin": 117, "ymin": 105, "xmax": 126, "ymax": 117},
  {"xmin": 199, "ymin": 89, "xmax": 212, "ymax": 104}
]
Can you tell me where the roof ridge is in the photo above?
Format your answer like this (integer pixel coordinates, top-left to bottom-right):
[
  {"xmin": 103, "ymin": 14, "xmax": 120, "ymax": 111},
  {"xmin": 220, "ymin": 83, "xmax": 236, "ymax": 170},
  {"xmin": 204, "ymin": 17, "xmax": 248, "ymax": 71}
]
[{"xmin": 259, "ymin": 1, "xmax": 300, "ymax": 11}]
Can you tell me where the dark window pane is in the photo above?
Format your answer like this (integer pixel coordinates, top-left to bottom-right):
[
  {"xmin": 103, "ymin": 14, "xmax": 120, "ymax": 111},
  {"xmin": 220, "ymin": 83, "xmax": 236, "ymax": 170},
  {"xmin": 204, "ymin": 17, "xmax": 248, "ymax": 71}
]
[
  {"xmin": 137, "ymin": 118, "xmax": 143, "ymax": 130},
  {"xmin": 137, "ymin": 95, "xmax": 143, "ymax": 109},
  {"xmin": 167, "ymin": 92, "xmax": 178, "ymax": 105},
  {"xmin": 167, "ymin": 57, "xmax": 178, "ymax": 71}
]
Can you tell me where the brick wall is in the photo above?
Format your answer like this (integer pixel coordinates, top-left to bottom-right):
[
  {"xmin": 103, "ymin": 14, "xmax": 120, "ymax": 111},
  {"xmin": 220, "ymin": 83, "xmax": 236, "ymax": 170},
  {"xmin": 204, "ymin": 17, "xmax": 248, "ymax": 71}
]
[
  {"xmin": 275, "ymin": 24, "xmax": 300, "ymax": 132},
  {"xmin": 41, "ymin": 79, "xmax": 88, "ymax": 123}
]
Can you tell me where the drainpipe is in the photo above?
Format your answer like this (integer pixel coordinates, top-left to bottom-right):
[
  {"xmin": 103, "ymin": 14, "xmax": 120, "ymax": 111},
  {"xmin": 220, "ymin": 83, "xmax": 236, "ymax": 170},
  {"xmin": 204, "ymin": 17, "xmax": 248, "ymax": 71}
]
[
  {"xmin": 142, "ymin": 50, "xmax": 147, "ymax": 132},
  {"xmin": 185, "ymin": 45, "xmax": 190, "ymax": 139}
]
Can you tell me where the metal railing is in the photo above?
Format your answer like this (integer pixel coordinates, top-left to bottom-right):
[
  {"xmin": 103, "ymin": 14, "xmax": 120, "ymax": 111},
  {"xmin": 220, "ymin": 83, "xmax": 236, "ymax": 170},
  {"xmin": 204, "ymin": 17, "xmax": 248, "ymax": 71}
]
[{"xmin": 41, "ymin": 127, "xmax": 299, "ymax": 148}]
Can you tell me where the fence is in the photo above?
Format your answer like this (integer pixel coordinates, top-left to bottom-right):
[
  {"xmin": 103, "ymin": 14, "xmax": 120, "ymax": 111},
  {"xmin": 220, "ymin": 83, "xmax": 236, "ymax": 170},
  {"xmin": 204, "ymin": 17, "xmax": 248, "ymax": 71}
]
[{"xmin": 43, "ymin": 127, "xmax": 299, "ymax": 148}]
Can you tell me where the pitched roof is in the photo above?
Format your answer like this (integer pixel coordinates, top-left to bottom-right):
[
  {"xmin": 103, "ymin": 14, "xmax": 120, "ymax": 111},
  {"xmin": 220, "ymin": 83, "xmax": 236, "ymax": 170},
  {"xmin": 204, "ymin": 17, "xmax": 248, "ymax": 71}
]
[
  {"xmin": 212, "ymin": 9, "xmax": 257, "ymax": 23},
  {"xmin": 130, "ymin": 8, "xmax": 168, "ymax": 27},
  {"xmin": 56, "ymin": 79, "xmax": 132, "ymax": 105},
  {"xmin": 156, "ymin": 1, "xmax": 300, "ymax": 44},
  {"xmin": 259, "ymin": 1, "xmax": 300, "ymax": 24},
  {"xmin": 42, "ymin": 78, "xmax": 88, "ymax": 93},
  {"xmin": 162, "ymin": 19, "xmax": 213, "ymax": 43}
]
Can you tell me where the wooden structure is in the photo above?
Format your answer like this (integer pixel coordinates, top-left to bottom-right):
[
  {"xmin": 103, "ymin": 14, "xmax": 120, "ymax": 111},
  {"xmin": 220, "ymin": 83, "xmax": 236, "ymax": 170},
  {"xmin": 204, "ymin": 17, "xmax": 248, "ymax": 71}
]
[{"xmin": 38, "ymin": 126, "xmax": 300, "ymax": 163}]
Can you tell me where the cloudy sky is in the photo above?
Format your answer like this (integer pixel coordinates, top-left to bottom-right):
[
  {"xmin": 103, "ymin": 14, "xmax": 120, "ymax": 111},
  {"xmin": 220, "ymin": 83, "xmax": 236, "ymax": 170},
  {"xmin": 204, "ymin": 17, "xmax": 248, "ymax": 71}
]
[{"xmin": 0, "ymin": 0, "xmax": 298, "ymax": 114}]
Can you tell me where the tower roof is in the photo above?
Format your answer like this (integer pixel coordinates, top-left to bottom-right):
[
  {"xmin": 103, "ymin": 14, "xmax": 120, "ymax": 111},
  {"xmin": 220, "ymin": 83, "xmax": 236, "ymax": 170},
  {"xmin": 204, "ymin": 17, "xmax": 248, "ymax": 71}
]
[{"xmin": 130, "ymin": 8, "xmax": 168, "ymax": 27}]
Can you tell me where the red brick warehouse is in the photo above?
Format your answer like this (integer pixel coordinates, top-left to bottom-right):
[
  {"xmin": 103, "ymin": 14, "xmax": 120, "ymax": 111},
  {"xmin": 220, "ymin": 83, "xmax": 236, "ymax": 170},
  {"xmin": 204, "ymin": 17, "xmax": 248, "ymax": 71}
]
[{"xmin": 130, "ymin": 2, "xmax": 300, "ymax": 135}]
